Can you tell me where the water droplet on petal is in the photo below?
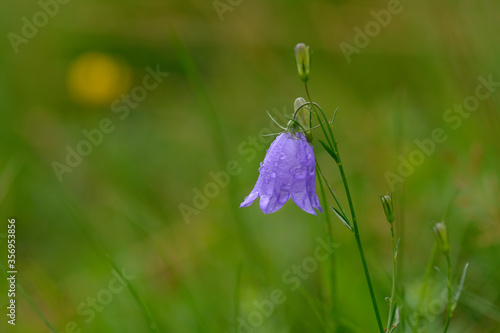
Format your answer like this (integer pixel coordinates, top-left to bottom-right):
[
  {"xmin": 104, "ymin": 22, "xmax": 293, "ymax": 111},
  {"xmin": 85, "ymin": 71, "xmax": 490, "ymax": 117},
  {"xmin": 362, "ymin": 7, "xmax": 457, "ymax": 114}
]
[
  {"xmin": 279, "ymin": 152, "xmax": 286, "ymax": 159},
  {"xmin": 308, "ymin": 166, "xmax": 315, "ymax": 175},
  {"xmin": 292, "ymin": 167, "xmax": 307, "ymax": 179},
  {"xmin": 281, "ymin": 183, "xmax": 291, "ymax": 191}
]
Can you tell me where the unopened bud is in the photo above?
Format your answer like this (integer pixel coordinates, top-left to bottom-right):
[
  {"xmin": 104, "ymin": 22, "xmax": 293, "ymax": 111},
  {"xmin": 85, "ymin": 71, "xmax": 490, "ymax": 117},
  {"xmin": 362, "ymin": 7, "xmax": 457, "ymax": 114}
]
[
  {"xmin": 294, "ymin": 43, "xmax": 310, "ymax": 82},
  {"xmin": 294, "ymin": 97, "xmax": 310, "ymax": 127},
  {"xmin": 433, "ymin": 222, "xmax": 449, "ymax": 254},
  {"xmin": 380, "ymin": 193, "xmax": 395, "ymax": 224},
  {"xmin": 293, "ymin": 97, "xmax": 312, "ymax": 142}
]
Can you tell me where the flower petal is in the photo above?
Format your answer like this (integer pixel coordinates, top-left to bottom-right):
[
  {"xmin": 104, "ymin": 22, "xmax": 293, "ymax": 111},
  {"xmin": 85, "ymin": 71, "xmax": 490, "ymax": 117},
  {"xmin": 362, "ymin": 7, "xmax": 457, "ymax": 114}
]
[
  {"xmin": 303, "ymin": 136, "xmax": 322, "ymax": 213},
  {"xmin": 240, "ymin": 131, "xmax": 322, "ymax": 215},
  {"xmin": 250, "ymin": 133, "xmax": 286, "ymax": 213},
  {"xmin": 263, "ymin": 133, "xmax": 297, "ymax": 213},
  {"xmin": 239, "ymin": 185, "xmax": 259, "ymax": 208},
  {"xmin": 290, "ymin": 133, "xmax": 321, "ymax": 215}
]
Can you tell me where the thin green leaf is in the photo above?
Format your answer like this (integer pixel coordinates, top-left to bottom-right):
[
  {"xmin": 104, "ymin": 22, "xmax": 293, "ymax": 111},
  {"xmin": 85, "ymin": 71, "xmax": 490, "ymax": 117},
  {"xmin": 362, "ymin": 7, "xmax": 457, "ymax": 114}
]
[
  {"xmin": 107, "ymin": 257, "xmax": 160, "ymax": 332},
  {"xmin": 266, "ymin": 110, "xmax": 286, "ymax": 130},
  {"xmin": 298, "ymin": 287, "xmax": 329, "ymax": 330},
  {"xmin": 452, "ymin": 262, "xmax": 469, "ymax": 311},
  {"xmin": 331, "ymin": 207, "xmax": 353, "ymax": 232},
  {"xmin": 317, "ymin": 163, "xmax": 348, "ymax": 220},
  {"xmin": 0, "ymin": 261, "xmax": 57, "ymax": 332},
  {"xmin": 330, "ymin": 106, "xmax": 340, "ymax": 126},
  {"xmin": 387, "ymin": 305, "xmax": 399, "ymax": 333},
  {"xmin": 319, "ymin": 140, "xmax": 339, "ymax": 163},
  {"xmin": 394, "ymin": 237, "xmax": 401, "ymax": 259}
]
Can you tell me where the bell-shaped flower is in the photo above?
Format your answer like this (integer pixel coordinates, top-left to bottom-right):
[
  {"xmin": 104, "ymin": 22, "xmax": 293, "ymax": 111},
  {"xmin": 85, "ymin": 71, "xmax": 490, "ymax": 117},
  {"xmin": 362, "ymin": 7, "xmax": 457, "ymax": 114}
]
[{"xmin": 240, "ymin": 132, "xmax": 322, "ymax": 215}]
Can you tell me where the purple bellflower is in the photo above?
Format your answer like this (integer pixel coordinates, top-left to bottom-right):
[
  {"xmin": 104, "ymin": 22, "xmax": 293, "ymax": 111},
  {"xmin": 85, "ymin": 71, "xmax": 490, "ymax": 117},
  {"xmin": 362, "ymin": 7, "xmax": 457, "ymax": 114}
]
[{"xmin": 240, "ymin": 131, "xmax": 323, "ymax": 215}]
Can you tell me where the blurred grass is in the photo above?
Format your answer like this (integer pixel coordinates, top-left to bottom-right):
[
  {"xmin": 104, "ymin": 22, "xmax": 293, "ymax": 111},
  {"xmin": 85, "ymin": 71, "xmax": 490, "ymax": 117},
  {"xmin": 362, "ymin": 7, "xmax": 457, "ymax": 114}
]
[{"xmin": 0, "ymin": 0, "xmax": 499, "ymax": 332}]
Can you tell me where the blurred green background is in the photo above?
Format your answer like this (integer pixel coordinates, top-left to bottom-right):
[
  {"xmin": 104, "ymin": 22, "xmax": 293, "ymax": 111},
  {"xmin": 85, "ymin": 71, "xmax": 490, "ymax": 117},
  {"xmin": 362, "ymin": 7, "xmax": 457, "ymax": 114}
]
[{"xmin": 1, "ymin": 0, "xmax": 499, "ymax": 332}]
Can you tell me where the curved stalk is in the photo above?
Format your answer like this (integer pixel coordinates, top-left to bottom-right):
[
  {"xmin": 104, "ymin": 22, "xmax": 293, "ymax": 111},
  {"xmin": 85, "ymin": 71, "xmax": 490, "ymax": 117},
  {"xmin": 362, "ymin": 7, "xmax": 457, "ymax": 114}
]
[
  {"xmin": 387, "ymin": 225, "xmax": 397, "ymax": 331},
  {"xmin": 305, "ymin": 83, "xmax": 384, "ymax": 333},
  {"xmin": 337, "ymin": 158, "xmax": 384, "ymax": 333}
]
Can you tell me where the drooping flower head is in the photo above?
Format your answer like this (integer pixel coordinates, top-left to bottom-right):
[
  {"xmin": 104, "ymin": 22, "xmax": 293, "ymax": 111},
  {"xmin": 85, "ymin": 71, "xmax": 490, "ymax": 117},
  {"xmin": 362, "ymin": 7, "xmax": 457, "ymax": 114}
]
[{"xmin": 240, "ymin": 103, "xmax": 322, "ymax": 215}]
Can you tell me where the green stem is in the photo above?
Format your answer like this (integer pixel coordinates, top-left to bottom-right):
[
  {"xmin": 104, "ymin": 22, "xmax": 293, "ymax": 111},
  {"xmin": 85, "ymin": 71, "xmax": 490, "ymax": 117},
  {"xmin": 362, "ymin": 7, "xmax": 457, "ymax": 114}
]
[
  {"xmin": 387, "ymin": 225, "xmax": 397, "ymax": 331},
  {"xmin": 305, "ymin": 85, "xmax": 335, "ymax": 150},
  {"xmin": 317, "ymin": 163, "xmax": 349, "ymax": 221},
  {"xmin": 443, "ymin": 254, "xmax": 452, "ymax": 333},
  {"xmin": 317, "ymin": 164, "xmax": 339, "ymax": 331},
  {"xmin": 337, "ymin": 160, "xmax": 384, "ymax": 333},
  {"xmin": 234, "ymin": 260, "xmax": 243, "ymax": 333},
  {"xmin": 414, "ymin": 243, "xmax": 438, "ymax": 332},
  {"xmin": 395, "ymin": 189, "xmax": 406, "ymax": 332},
  {"xmin": 305, "ymin": 83, "xmax": 383, "ymax": 333},
  {"xmin": 107, "ymin": 258, "xmax": 160, "ymax": 333}
]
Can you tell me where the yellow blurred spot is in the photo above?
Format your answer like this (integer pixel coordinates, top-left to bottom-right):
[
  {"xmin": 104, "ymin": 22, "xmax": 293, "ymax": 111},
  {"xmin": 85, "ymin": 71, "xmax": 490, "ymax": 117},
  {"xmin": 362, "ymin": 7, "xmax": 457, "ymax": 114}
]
[{"xmin": 67, "ymin": 52, "xmax": 131, "ymax": 106}]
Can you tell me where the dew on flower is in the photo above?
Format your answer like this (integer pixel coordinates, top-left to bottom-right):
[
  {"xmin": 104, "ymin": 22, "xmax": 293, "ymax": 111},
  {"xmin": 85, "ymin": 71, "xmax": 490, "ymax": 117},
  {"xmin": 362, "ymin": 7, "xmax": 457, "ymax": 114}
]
[
  {"xmin": 292, "ymin": 167, "xmax": 307, "ymax": 179},
  {"xmin": 240, "ymin": 131, "xmax": 322, "ymax": 215}
]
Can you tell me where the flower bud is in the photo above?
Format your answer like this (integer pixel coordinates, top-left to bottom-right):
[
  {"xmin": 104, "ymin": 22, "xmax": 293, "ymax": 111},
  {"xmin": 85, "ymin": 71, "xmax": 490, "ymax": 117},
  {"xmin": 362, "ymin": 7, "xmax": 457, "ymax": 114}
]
[
  {"xmin": 293, "ymin": 97, "xmax": 312, "ymax": 142},
  {"xmin": 294, "ymin": 43, "xmax": 310, "ymax": 82},
  {"xmin": 433, "ymin": 222, "xmax": 450, "ymax": 255},
  {"xmin": 379, "ymin": 193, "xmax": 395, "ymax": 224},
  {"xmin": 294, "ymin": 97, "xmax": 310, "ymax": 127}
]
